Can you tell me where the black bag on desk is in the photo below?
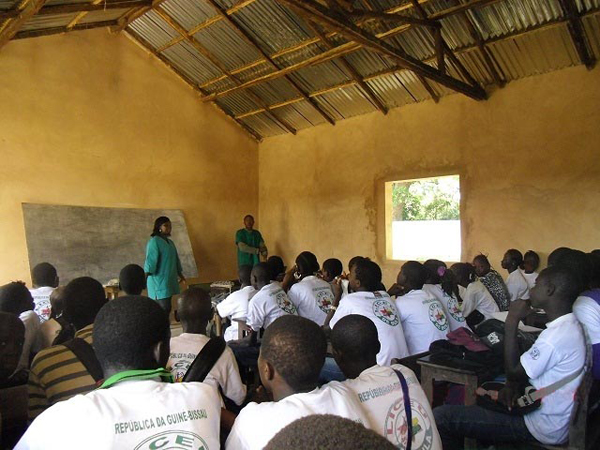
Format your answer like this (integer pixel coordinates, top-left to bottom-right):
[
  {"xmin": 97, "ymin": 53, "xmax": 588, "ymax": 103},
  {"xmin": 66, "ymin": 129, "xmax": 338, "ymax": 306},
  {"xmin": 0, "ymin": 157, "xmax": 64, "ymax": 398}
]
[
  {"xmin": 475, "ymin": 319, "xmax": 539, "ymax": 357},
  {"xmin": 429, "ymin": 340, "xmax": 503, "ymax": 381}
]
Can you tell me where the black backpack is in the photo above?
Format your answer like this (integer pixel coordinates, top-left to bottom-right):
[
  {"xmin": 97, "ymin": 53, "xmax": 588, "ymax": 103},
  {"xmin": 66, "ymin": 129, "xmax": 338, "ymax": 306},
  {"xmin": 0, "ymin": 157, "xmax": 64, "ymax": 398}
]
[
  {"xmin": 429, "ymin": 339, "xmax": 503, "ymax": 381},
  {"xmin": 475, "ymin": 319, "xmax": 539, "ymax": 357}
]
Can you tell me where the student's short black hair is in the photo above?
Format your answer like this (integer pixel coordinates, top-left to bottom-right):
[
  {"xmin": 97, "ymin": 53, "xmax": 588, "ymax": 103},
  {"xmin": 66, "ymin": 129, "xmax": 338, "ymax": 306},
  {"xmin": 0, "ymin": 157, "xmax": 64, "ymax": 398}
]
[
  {"xmin": 178, "ymin": 287, "xmax": 212, "ymax": 323},
  {"xmin": 94, "ymin": 296, "xmax": 169, "ymax": 371},
  {"xmin": 239, "ymin": 265, "xmax": 253, "ymax": 285},
  {"xmin": 31, "ymin": 262, "xmax": 57, "ymax": 287},
  {"xmin": 547, "ymin": 248, "xmax": 592, "ymax": 290},
  {"xmin": 331, "ymin": 315, "xmax": 379, "ymax": 362},
  {"xmin": 151, "ymin": 216, "xmax": 170, "ymax": 237},
  {"xmin": 244, "ymin": 214, "xmax": 254, "ymax": 221},
  {"xmin": 252, "ymin": 262, "xmax": 271, "ymax": 284},
  {"xmin": 401, "ymin": 261, "xmax": 428, "ymax": 289},
  {"xmin": 322, "ymin": 258, "xmax": 343, "ymax": 278},
  {"xmin": 348, "ymin": 256, "xmax": 365, "ymax": 271},
  {"xmin": 423, "ymin": 259, "xmax": 447, "ymax": 284},
  {"xmin": 450, "ymin": 263, "xmax": 476, "ymax": 285},
  {"xmin": 505, "ymin": 249, "xmax": 524, "ymax": 267},
  {"xmin": 538, "ymin": 266, "xmax": 583, "ymax": 306},
  {"xmin": 547, "ymin": 247, "xmax": 572, "ymax": 267},
  {"xmin": 62, "ymin": 277, "xmax": 107, "ymax": 330},
  {"xmin": 260, "ymin": 315, "xmax": 326, "ymax": 391},
  {"xmin": 119, "ymin": 264, "xmax": 146, "ymax": 295},
  {"xmin": 588, "ymin": 252, "xmax": 600, "ymax": 288},
  {"xmin": 524, "ymin": 250, "xmax": 540, "ymax": 267},
  {"xmin": 295, "ymin": 251, "xmax": 320, "ymax": 276},
  {"xmin": 265, "ymin": 415, "xmax": 396, "ymax": 450},
  {"xmin": 267, "ymin": 256, "xmax": 285, "ymax": 280},
  {"xmin": 353, "ymin": 258, "xmax": 382, "ymax": 292},
  {"xmin": 473, "ymin": 254, "xmax": 491, "ymax": 267},
  {"xmin": 0, "ymin": 281, "xmax": 33, "ymax": 315}
]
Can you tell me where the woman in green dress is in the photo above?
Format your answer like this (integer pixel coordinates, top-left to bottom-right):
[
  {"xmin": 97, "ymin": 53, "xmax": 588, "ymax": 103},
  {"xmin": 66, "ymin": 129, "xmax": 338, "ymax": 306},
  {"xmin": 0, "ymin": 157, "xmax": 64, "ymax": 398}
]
[{"xmin": 144, "ymin": 216, "xmax": 185, "ymax": 314}]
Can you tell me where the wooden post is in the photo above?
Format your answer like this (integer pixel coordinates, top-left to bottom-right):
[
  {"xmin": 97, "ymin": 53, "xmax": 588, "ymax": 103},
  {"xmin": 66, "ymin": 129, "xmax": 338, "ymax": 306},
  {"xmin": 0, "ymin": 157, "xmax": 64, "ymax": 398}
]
[{"xmin": 0, "ymin": 0, "xmax": 48, "ymax": 51}]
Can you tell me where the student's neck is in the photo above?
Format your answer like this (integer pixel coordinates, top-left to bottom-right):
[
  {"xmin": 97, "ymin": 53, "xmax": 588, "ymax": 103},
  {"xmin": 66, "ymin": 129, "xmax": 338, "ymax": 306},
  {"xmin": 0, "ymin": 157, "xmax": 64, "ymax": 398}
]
[
  {"xmin": 507, "ymin": 266, "xmax": 518, "ymax": 274},
  {"xmin": 256, "ymin": 282, "xmax": 269, "ymax": 290},
  {"xmin": 103, "ymin": 362, "xmax": 160, "ymax": 379},
  {"xmin": 544, "ymin": 303, "xmax": 571, "ymax": 323},
  {"xmin": 182, "ymin": 322, "xmax": 208, "ymax": 335},
  {"xmin": 240, "ymin": 282, "xmax": 250, "ymax": 289},
  {"xmin": 272, "ymin": 383, "xmax": 316, "ymax": 402},
  {"xmin": 343, "ymin": 360, "xmax": 377, "ymax": 379}
]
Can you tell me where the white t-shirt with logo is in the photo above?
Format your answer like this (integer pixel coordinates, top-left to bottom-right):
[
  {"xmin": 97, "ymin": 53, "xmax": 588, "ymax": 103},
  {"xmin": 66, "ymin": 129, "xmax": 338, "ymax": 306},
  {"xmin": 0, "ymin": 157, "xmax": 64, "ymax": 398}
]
[
  {"xmin": 326, "ymin": 364, "xmax": 442, "ymax": 449},
  {"xmin": 521, "ymin": 313, "xmax": 585, "ymax": 445},
  {"xmin": 168, "ymin": 333, "xmax": 246, "ymax": 405},
  {"xmin": 574, "ymin": 290, "xmax": 600, "ymax": 346},
  {"xmin": 505, "ymin": 270, "xmax": 530, "ymax": 301},
  {"xmin": 246, "ymin": 283, "xmax": 297, "ymax": 332},
  {"xmin": 18, "ymin": 310, "xmax": 41, "ymax": 372},
  {"xmin": 422, "ymin": 284, "xmax": 468, "ymax": 332},
  {"xmin": 330, "ymin": 291, "xmax": 409, "ymax": 365},
  {"xmin": 29, "ymin": 286, "xmax": 54, "ymax": 323},
  {"xmin": 288, "ymin": 276, "xmax": 334, "ymax": 326},
  {"xmin": 521, "ymin": 270, "xmax": 539, "ymax": 290},
  {"xmin": 395, "ymin": 289, "xmax": 449, "ymax": 355},
  {"xmin": 225, "ymin": 386, "xmax": 369, "ymax": 450},
  {"xmin": 15, "ymin": 380, "xmax": 221, "ymax": 450},
  {"xmin": 460, "ymin": 281, "xmax": 499, "ymax": 320},
  {"xmin": 216, "ymin": 286, "xmax": 256, "ymax": 342}
]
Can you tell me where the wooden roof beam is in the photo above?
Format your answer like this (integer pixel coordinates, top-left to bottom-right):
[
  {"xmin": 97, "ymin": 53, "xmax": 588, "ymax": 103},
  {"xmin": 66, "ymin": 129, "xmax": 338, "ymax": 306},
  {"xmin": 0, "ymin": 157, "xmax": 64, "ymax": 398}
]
[
  {"xmin": 203, "ymin": 0, "xmax": 336, "ymax": 125},
  {"xmin": 112, "ymin": 0, "xmax": 170, "ymax": 33},
  {"xmin": 154, "ymin": 5, "xmax": 297, "ymax": 135},
  {"xmin": 13, "ymin": 19, "xmax": 118, "ymax": 40},
  {"xmin": 558, "ymin": 0, "xmax": 596, "ymax": 69},
  {"xmin": 66, "ymin": 0, "xmax": 104, "ymax": 31},
  {"xmin": 0, "ymin": 0, "xmax": 48, "ymax": 51},
  {"xmin": 0, "ymin": 0, "xmax": 151, "ymax": 19},
  {"xmin": 124, "ymin": 28, "xmax": 263, "ymax": 141}
]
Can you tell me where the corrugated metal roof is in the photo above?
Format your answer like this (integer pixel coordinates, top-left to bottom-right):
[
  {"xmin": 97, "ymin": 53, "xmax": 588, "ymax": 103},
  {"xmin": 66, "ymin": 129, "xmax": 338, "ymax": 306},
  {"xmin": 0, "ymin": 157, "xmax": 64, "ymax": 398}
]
[
  {"xmin": 78, "ymin": 8, "xmax": 132, "ymax": 25},
  {"xmin": 215, "ymin": 90, "xmax": 261, "ymax": 115},
  {"xmin": 20, "ymin": 13, "xmax": 78, "ymax": 32},
  {"xmin": 162, "ymin": 40, "xmax": 224, "ymax": 84},
  {"xmin": 129, "ymin": 10, "xmax": 181, "ymax": 50},
  {"xmin": 288, "ymin": 60, "xmax": 353, "ymax": 92},
  {"xmin": 274, "ymin": 100, "xmax": 328, "ymax": 130},
  {"xmin": 247, "ymin": 77, "xmax": 299, "ymax": 105},
  {"xmin": 583, "ymin": 12, "xmax": 600, "ymax": 57},
  {"xmin": 316, "ymin": 85, "xmax": 378, "ymax": 120},
  {"xmin": 0, "ymin": 0, "xmax": 17, "ymax": 10},
  {"xmin": 240, "ymin": 111, "xmax": 288, "ymax": 137},
  {"xmin": 161, "ymin": 0, "xmax": 218, "ymax": 31}
]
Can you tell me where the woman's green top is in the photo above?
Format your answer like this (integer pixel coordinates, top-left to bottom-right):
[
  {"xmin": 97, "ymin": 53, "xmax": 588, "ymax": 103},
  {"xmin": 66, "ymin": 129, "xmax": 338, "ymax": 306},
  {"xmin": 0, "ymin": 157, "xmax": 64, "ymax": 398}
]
[{"xmin": 144, "ymin": 236, "xmax": 182, "ymax": 299}]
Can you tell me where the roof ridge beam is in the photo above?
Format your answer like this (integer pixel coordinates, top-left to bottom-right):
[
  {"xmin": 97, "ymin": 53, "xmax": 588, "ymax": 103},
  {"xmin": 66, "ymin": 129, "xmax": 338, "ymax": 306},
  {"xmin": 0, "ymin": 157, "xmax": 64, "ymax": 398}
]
[{"xmin": 558, "ymin": 0, "xmax": 596, "ymax": 69}]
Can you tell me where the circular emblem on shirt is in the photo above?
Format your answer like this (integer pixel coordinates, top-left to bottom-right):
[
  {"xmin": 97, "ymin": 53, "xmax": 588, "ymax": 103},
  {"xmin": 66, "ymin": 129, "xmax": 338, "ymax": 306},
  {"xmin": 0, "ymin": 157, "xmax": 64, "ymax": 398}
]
[
  {"xmin": 530, "ymin": 346, "xmax": 540, "ymax": 360},
  {"xmin": 445, "ymin": 295, "xmax": 464, "ymax": 322},
  {"xmin": 172, "ymin": 360, "xmax": 190, "ymax": 382},
  {"xmin": 276, "ymin": 292, "xmax": 297, "ymax": 315},
  {"xmin": 428, "ymin": 303, "xmax": 449, "ymax": 331},
  {"xmin": 373, "ymin": 299, "xmax": 399, "ymax": 326},
  {"xmin": 384, "ymin": 398, "xmax": 434, "ymax": 450},
  {"xmin": 316, "ymin": 290, "xmax": 334, "ymax": 313},
  {"xmin": 134, "ymin": 430, "xmax": 209, "ymax": 450}
]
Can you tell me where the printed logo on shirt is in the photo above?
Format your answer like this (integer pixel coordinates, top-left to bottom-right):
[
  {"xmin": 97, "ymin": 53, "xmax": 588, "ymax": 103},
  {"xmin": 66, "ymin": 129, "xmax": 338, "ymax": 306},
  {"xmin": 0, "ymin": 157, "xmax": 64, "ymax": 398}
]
[
  {"xmin": 315, "ymin": 289, "xmax": 334, "ymax": 313},
  {"xmin": 171, "ymin": 359, "xmax": 192, "ymax": 382},
  {"xmin": 530, "ymin": 346, "xmax": 541, "ymax": 360},
  {"xmin": 428, "ymin": 302, "xmax": 449, "ymax": 331},
  {"xmin": 445, "ymin": 295, "xmax": 465, "ymax": 322},
  {"xmin": 134, "ymin": 430, "xmax": 209, "ymax": 450},
  {"xmin": 373, "ymin": 299, "xmax": 399, "ymax": 326},
  {"xmin": 275, "ymin": 291, "xmax": 297, "ymax": 315},
  {"xmin": 384, "ymin": 398, "xmax": 435, "ymax": 450}
]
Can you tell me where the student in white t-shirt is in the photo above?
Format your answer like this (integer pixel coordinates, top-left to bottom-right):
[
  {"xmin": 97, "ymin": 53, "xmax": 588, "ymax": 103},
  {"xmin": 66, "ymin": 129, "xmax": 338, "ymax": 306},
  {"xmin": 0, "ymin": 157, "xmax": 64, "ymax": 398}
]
[
  {"xmin": 434, "ymin": 266, "xmax": 586, "ymax": 448},
  {"xmin": 282, "ymin": 252, "xmax": 334, "ymax": 326},
  {"xmin": 327, "ymin": 314, "xmax": 442, "ymax": 449},
  {"xmin": 422, "ymin": 260, "xmax": 469, "ymax": 332},
  {"xmin": 16, "ymin": 296, "xmax": 221, "ymax": 450},
  {"xmin": 226, "ymin": 315, "xmax": 368, "ymax": 450},
  {"xmin": 394, "ymin": 261, "xmax": 449, "ymax": 355},
  {"xmin": 217, "ymin": 265, "xmax": 256, "ymax": 342},
  {"xmin": 501, "ymin": 249, "xmax": 530, "ymax": 301},
  {"xmin": 327, "ymin": 258, "xmax": 409, "ymax": 365},
  {"xmin": 36, "ymin": 287, "xmax": 67, "ymax": 350},
  {"xmin": 168, "ymin": 287, "xmax": 246, "ymax": 405},
  {"xmin": 450, "ymin": 263, "xmax": 499, "ymax": 328},
  {"xmin": 0, "ymin": 281, "xmax": 40, "ymax": 374},
  {"xmin": 521, "ymin": 250, "xmax": 540, "ymax": 290},
  {"xmin": 29, "ymin": 262, "xmax": 59, "ymax": 323}
]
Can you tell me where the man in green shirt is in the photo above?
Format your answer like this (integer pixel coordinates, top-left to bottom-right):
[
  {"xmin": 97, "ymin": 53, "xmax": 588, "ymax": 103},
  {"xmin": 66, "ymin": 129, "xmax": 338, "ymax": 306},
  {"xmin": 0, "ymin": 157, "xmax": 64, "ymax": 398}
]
[{"xmin": 236, "ymin": 215, "xmax": 267, "ymax": 267}]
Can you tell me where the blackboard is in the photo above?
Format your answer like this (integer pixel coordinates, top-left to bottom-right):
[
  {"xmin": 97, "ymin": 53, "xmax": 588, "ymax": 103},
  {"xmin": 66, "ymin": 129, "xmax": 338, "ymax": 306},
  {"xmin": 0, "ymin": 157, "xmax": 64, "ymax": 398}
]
[{"xmin": 22, "ymin": 203, "xmax": 198, "ymax": 285}]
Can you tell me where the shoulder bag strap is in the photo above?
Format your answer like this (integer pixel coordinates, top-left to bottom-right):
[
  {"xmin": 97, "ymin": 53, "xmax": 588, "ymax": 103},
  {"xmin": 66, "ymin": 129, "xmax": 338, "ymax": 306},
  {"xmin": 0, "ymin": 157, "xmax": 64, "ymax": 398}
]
[
  {"xmin": 182, "ymin": 337, "xmax": 227, "ymax": 383},
  {"xmin": 393, "ymin": 369, "xmax": 412, "ymax": 450},
  {"xmin": 63, "ymin": 338, "xmax": 104, "ymax": 382}
]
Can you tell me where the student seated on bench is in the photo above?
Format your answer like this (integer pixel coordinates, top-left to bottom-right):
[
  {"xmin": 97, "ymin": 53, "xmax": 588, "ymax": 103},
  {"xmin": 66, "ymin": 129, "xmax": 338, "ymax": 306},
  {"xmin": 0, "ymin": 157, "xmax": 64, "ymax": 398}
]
[
  {"xmin": 327, "ymin": 258, "xmax": 408, "ymax": 364},
  {"xmin": 17, "ymin": 296, "xmax": 221, "ymax": 449},
  {"xmin": 27, "ymin": 277, "xmax": 106, "ymax": 421},
  {"xmin": 225, "ymin": 315, "xmax": 367, "ymax": 450},
  {"xmin": 473, "ymin": 254, "xmax": 510, "ymax": 312},
  {"xmin": 434, "ymin": 266, "xmax": 585, "ymax": 448},
  {"xmin": 29, "ymin": 262, "xmax": 59, "ymax": 323},
  {"xmin": 423, "ymin": 260, "xmax": 469, "ymax": 332},
  {"xmin": 119, "ymin": 264, "xmax": 146, "ymax": 296},
  {"xmin": 450, "ymin": 263, "xmax": 499, "ymax": 327},
  {"xmin": 283, "ymin": 251, "xmax": 334, "ymax": 326},
  {"xmin": 168, "ymin": 287, "xmax": 246, "ymax": 405},
  {"xmin": 521, "ymin": 250, "xmax": 541, "ymax": 290},
  {"xmin": 217, "ymin": 265, "xmax": 256, "ymax": 342},
  {"xmin": 394, "ymin": 261, "xmax": 449, "ymax": 355},
  {"xmin": 501, "ymin": 249, "xmax": 530, "ymax": 301},
  {"xmin": 327, "ymin": 314, "xmax": 442, "ymax": 449}
]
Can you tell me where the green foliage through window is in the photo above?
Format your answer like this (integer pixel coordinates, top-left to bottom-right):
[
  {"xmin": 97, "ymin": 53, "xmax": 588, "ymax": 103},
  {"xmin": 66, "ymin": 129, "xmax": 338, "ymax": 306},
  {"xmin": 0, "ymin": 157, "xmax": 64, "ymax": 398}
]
[{"xmin": 392, "ymin": 176, "xmax": 460, "ymax": 221}]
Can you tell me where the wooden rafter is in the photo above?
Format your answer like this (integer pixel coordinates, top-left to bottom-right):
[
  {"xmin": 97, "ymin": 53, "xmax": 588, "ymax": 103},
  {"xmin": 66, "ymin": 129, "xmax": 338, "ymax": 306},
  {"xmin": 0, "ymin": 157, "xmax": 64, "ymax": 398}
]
[
  {"xmin": 14, "ymin": 19, "xmax": 118, "ymax": 39},
  {"xmin": 231, "ymin": 7, "xmax": 600, "ymax": 120},
  {"xmin": 66, "ymin": 0, "xmax": 104, "ymax": 31},
  {"xmin": 203, "ymin": 0, "xmax": 336, "ymax": 125},
  {"xmin": 124, "ymin": 27, "xmax": 263, "ymax": 141},
  {"xmin": 0, "ymin": 0, "xmax": 151, "ymax": 20},
  {"xmin": 154, "ymin": 6, "xmax": 297, "ymax": 134},
  {"xmin": 0, "ymin": 0, "xmax": 48, "ymax": 51},
  {"xmin": 304, "ymin": 20, "xmax": 388, "ymax": 114},
  {"xmin": 112, "ymin": 0, "xmax": 169, "ymax": 33},
  {"xmin": 558, "ymin": 0, "xmax": 596, "ymax": 69}
]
